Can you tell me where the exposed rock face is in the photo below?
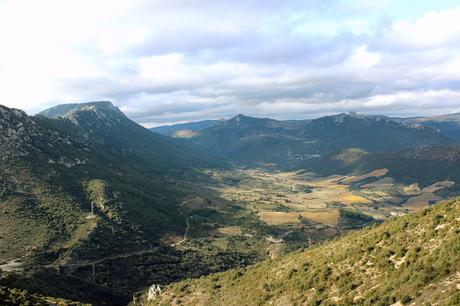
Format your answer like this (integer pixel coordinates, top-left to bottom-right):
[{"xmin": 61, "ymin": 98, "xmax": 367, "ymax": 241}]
[
  {"xmin": 38, "ymin": 101, "xmax": 115, "ymax": 119},
  {"xmin": 0, "ymin": 105, "xmax": 39, "ymax": 159},
  {"xmin": 0, "ymin": 105, "xmax": 91, "ymax": 164}
]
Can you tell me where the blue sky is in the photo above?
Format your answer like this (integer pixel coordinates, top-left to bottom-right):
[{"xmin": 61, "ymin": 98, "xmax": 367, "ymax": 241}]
[{"xmin": 1, "ymin": 0, "xmax": 460, "ymax": 126}]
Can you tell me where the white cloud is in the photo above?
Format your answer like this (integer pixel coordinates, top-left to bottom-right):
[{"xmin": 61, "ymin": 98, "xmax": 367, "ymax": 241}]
[
  {"xmin": 346, "ymin": 45, "xmax": 382, "ymax": 69},
  {"xmin": 0, "ymin": 0, "xmax": 460, "ymax": 123},
  {"xmin": 390, "ymin": 6, "xmax": 460, "ymax": 47}
]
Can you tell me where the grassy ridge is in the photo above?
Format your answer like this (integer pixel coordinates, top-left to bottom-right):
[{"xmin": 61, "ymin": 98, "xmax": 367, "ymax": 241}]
[{"xmin": 153, "ymin": 197, "xmax": 460, "ymax": 306}]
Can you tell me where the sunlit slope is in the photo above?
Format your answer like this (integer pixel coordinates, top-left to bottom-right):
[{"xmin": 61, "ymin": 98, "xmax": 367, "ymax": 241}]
[{"xmin": 152, "ymin": 197, "xmax": 460, "ymax": 306}]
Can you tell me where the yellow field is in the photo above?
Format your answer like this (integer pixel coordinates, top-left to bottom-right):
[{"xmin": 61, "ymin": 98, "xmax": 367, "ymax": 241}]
[
  {"xmin": 217, "ymin": 226, "xmax": 243, "ymax": 236},
  {"xmin": 203, "ymin": 168, "xmax": 453, "ymax": 236},
  {"xmin": 258, "ymin": 211, "xmax": 301, "ymax": 225},
  {"xmin": 340, "ymin": 168, "xmax": 388, "ymax": 184},
  {"xmin": 258, "ymin": 210, "xmax": 339, "ymax": 226},
  {"xmin": 338, "ymin": 193, "xmax": 372, "ymax": 204},
  {"xmin": 299, "ymin": 210, "xmax": 339, "ymax": 225}
]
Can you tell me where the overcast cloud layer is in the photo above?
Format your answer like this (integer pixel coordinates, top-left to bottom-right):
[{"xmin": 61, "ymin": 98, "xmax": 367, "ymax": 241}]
[{"xmin": 1, "ymin": 0, "xmax": 460, "ymax": 126}]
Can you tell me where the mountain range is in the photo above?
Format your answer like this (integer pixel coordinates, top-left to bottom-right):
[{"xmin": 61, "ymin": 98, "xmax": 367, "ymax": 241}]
[
  {"xmin": 153, "ymin": 111, "xmax": 460, "ymax": 144},
  {"xmin": 1, "ymin": 102, "xmax": 460, "ymax": 305},
  {"xmin": 152, "ymin": 113, "xmax": 458, "ymax": 176}
]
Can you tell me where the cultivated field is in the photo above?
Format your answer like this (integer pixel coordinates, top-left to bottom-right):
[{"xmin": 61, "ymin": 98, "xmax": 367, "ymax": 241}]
[{"xmin": 166, "ymin": 167, "xmax": 455, "ymax": 260}]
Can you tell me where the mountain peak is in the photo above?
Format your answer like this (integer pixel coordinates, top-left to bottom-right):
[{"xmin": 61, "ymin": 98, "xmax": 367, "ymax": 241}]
[
  {"xmin": 38, "ymin": 101, "xmax": 117, "ymax": 119},
  {"xmin": 0, "ymin": 104, "xmax": 29, "ymax": 123},
  {"xmin": 37, "ymin": 101, "xmax": 127, "ymax": 129},
  {"xmin": 331, "ymin": 112, "xmax": 369, "ymax": 122},
  {"xmin": 231, "ymin": 114, "xmax": 250, "ymax": 121}
]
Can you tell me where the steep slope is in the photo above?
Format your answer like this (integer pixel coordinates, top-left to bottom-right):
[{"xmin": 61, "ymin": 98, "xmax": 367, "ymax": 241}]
[
  {"xmin": 38, "ymin": 101, "xmax": 222, "ymax": 173},
  {"xmin": 151, "ymin": 120, "xmax": 221, "ymax": 137},
  {"xmin": 0, "ymin": 102, "xmax": 227, "ymax": 305},
  {"xmin": 151, "ymin": 197, "xmax": 460, "ymax": 306},
  {"xmin": 0, "ymin": 286, "xmax": 87, "ymax": 306},
  {"xmin": 189, "ymin": 113, "xmax": 449, "ymax": 169}
]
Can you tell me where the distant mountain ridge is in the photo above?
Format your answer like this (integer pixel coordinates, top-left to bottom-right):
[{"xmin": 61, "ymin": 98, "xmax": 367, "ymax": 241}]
[
  {"xmin": 166, "ymin": 112, "xmax": 450, "ymax": 169},
  {"xmin": 401, "ymin": 112, "xmax": 460, "ymax": 141},
  {"xmin": 155, "ymin": 111, "xmax": 460, "ymax": 142}
]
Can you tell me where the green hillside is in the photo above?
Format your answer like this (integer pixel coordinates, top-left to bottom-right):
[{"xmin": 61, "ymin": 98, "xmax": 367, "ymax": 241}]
[
  {"xmin": 188, "ymin": 113, "xmax": 450, "ymax": 169},
  {"xmin": 151, "ymin": 197, "xmax": 460, "ymax": 306},
  {"xmin": 311, "ymin": 146, "xmax": 460, "ymax": 193},
  {"xmin": 0, "ymin": 102, "xmax": 232, "ymax": 305},
  {"xmin": 0, "ymin": 286, "xmax": 87, "ymax": 306},
  {"xmin": 3, "ymin": 103, "xmax": 460, "ymax": 305}
]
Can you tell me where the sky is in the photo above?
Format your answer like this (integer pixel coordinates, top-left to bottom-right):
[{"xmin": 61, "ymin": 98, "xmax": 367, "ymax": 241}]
[{"xmin": 1, "ymin": 0, "xmax": 460, "ymax": 127}]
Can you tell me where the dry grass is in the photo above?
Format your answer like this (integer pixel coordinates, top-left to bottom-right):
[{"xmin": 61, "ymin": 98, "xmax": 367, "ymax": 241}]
[
  {"xmin": 258, "ymin": 211, "xmax": 302, "ymax": 225},
  {"xmin": 340, "ymin": 168, "xmax": 388, "ymax": 184},
  {"xmin": 423, "ymin": 181, "xmax": 455, "ymax": 193},
  {"xmin": 171, "ymin": 129, "xmax": 198, "ymax": 138},
  {"xmin": 217, "ymin": 226, "xmax": 243, "ymax": 236},
  {"xmin": 204, "ymin": 168, "xmax": 453, "ymax": 236},
  {"xmin": 403, "ymin": 181, "xmax": 455, "ymax": 210},
  {"xmin": 339, "ymin": 193, "xmax": 372, "ymax": 204},
  {"xmin": 405, "ymin": 193, "xmax": 442, "ymax": 210},
  {"xmin": 403, "ymin": 183, "xmax": 422, "ymax": 195},
  {"xmin": 258, "ymin": 210, "xmax": 339, "ymax": 226},
  {"xmin": 300, "ymin": 210, "xmax": 339, "ymax": 225}
]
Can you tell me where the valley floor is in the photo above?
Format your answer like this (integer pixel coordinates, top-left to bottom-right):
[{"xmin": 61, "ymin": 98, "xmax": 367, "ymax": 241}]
[{"xmin": 1, "ymin": 166, "xmax": 457, "ymax": 305}]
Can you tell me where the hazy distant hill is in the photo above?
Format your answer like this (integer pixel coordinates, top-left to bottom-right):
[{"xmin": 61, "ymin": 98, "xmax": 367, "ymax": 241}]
[
  {"xmin": 151, "ymin": 197, "xmax": 460, "ymax": 306},
  {"xmin": 150, "ymin": 119, "xmax": 221, "ymax": 137}
]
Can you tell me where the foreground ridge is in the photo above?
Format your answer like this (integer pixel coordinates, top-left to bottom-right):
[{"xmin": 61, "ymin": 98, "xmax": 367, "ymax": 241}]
[{"xmin": 150, "ymin": 198, "xmax": 460, "ymax": 306}]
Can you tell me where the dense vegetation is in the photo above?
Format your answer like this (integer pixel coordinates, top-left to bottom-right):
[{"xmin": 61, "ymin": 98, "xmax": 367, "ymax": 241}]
[
  {"xmin": 161, "ymin": 114, "xmax": 460, "ymax": 191},
  {"xmin": 180, "ymin": 113, "xmax": 450, "ymax": 169},
  {"xmin": 0, "ymin": 286, "xmax": 86, "ymax": 306},
  {"xmin": 153, "ymin": 197, "xmax": 460, "ymax": 306},
  {"xmin": 0, "ymin": 102, "xmax": 234, "ymax": 305},
  {"xmin": 2, "ymin": 103, "xmax": 460, "ymax": 305}
]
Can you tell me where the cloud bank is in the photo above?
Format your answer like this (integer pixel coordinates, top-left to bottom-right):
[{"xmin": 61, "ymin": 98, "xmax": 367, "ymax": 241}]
[{"xmin": 1, "ymin": 0, "xmax": 460, "ymax": 126}]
